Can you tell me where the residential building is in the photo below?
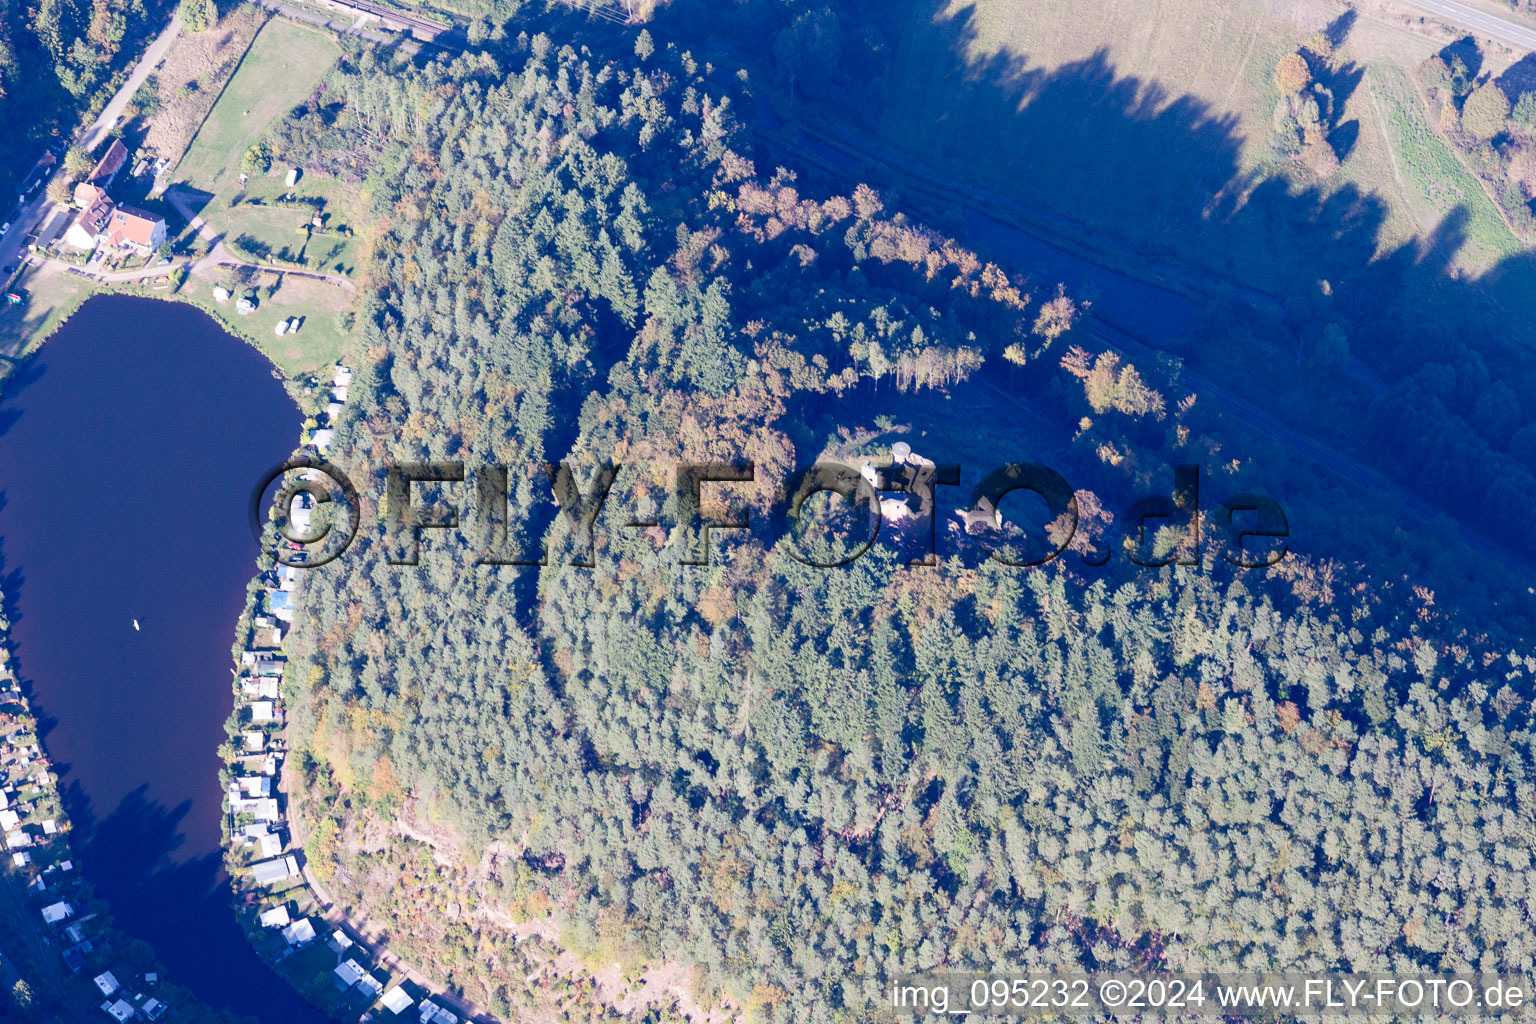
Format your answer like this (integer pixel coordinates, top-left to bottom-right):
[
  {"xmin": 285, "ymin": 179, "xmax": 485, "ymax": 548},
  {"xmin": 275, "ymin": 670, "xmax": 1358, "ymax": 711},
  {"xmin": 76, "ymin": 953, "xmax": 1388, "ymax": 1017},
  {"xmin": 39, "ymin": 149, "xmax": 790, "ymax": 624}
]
[
  {"xmin": 259, "ymin": 906, "xmax": 291, "ymax": 928},
  {"xmin": 249, "ymin": 854, "xmax": 300, "ymax": 886},
  {"xmin": 85, "ymin": 139, "xmax": 128, "ymax": 190},
  {"xmin": 64, "ymin": 191, "xmax": 115, "ymax": 251},
  {"xmin": 381, "ymin": 987, "xmax": 415, "ymax": 1015},
  {"xmin": 334, "ymin": 958, "xmax": 366, "ymax": 989},
  {"xmin": 282, "ymin": 918, "xmax": 316, "ymax": 946},
  {"xmin": 102, "ymin": 205, "xmax": 167, "ymax": 254}
]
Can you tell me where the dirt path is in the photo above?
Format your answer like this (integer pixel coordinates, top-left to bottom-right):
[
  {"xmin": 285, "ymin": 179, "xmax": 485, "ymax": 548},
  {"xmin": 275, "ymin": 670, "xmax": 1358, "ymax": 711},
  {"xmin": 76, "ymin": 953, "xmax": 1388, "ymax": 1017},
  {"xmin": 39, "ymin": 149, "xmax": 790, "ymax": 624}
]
[{"xmin": 160, "ymin": 185, "xmax": 358, "ymax": 290}]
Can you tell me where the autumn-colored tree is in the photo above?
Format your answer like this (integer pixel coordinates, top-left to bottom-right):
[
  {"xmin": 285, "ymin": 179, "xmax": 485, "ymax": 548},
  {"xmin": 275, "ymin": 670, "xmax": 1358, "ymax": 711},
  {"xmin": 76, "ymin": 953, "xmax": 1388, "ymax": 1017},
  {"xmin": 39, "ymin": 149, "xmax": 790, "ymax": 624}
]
[
  {"xmin": 1440, "ymin": 100, "xmax": 1463, "ymax": 135},
  {"xmin": 46, "ymin": 177, "xmax": 73, "ymax": 205},
  {"xmin": 1462, "ymin": 82, "xmax": 1511, "ymax": 141},
  {"xmin": 1274, "ymin": 52, "xmax": 1311, "ymax": 94},
  {"xmin": 178, "ymin": 0, "xmax": 216, "ymax": 32},
  {"xmin": 1032, "ymin": 285, "xmax": 1080, "ymax": 342},
  {"xmin": 63, "ymin": 144, "xmax": 91, "ymax": 178}
]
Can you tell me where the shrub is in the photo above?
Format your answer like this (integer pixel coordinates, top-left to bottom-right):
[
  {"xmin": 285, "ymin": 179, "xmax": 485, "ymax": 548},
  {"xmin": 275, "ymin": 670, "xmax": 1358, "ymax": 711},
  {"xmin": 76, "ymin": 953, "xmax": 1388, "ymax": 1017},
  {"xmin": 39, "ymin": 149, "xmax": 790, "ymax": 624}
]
[
  {"xmin": 1462, "ymin": 83, "xmax": 1511, "ymax": 141},
  {"xmin": 1274, "ymin": 52, "xmax": 1311, "ymax": 95},
  {"xmin": 240, "ymin": 139, "xmax": 272, "ymax": 175}
]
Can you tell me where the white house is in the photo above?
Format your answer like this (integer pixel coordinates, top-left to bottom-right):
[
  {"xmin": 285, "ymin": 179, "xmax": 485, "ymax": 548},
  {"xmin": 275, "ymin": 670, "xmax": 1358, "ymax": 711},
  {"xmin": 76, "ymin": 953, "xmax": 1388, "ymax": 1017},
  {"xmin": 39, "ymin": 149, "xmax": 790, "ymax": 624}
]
[
  {"xmin": 232, "ymin": 796, "xmax": 280, "ymax": 822},
  {"xmin": 0, "ymin": 808, "xmax": 18, "ymax": 831},
  {"xmin": 250, "ymin": 855, "xmax": 300, "ymax": 886},
  {"xmin": 334, "ymin": 958, "xmax": 366, "ymax": 989},
  {"xmin": 93, "ymin": 971, "xmax": 119, "ymax": 996},
  {"xmin": 102, "ymin": 999, "xmax": 134, "ymax": 1022},
  {"xmin": 259, "ymin": 906, "xmax": 291, "ymax": 928},
  {"xmin": 237, "ymin": 776, "xmax": 271, "ymax": 799},
  {"xmin": 381, "ymin": 987, "xmax": 415, "ymax": 1015},
  {"xmin": 249, "ymin": 701, "xmax": 274, "ymax": 723},
  {"xmin": 282, "ymin": 918, "xmax": 316, "ymax": 946},
  {"xmin": 41, "ymin": 900, "xmax": 72, "ymax": 924}
]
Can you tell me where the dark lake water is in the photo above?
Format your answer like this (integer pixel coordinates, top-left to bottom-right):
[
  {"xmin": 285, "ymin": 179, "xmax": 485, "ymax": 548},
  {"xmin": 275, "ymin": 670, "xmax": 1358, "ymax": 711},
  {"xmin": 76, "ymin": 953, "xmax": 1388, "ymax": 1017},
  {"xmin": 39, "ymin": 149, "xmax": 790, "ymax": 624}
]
[{"xmin": 0, "ymin": 295, "xmax": 330, "ymax": 1024}]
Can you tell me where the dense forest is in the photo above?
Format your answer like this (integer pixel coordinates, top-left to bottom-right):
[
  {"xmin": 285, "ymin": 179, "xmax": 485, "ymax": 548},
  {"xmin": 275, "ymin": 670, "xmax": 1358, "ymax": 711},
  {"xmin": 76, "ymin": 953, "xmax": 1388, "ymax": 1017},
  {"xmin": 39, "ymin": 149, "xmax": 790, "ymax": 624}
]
[
  {"xmin": 269, "ymin": 26, "xmax": 1536, "ymax": 1024},
  {"xmin": 0, "ymin": 0, "xmax": 164, "ymax": 200}
]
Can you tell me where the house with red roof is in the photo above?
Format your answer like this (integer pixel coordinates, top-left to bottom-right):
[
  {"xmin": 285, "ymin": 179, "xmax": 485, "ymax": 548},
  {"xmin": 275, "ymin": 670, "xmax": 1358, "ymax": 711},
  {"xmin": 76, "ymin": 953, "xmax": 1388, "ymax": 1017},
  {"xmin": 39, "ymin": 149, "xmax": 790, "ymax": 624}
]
[
  {"xmin": 102, "ymin": 204, "xmax": 166, "ymax": 254},
  {"xmin": 61, "ymin": 139, "xmax": 165, "ymax": 255},
  {"xmin": 64, "ymin": 191, "xmax": 117, "ymax": 251},
  {"xmin": 85, "ymin": 139, "xmax": 128, "ymax": 190}
]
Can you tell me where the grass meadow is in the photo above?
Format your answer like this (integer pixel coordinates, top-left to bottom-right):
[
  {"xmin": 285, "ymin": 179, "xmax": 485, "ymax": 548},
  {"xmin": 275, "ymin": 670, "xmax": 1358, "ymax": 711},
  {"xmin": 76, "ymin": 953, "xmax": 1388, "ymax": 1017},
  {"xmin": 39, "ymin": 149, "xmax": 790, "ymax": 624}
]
[
  {"xmin": 870, "ymin": 0, "xmax": 1525, "ymax": 288},
  {"xmin": 171, "ymin": 16, "xmax": 358, "ymax": 375},
  {"xmin": 175, "ymin": 18, "xmax": 340, "ymax": 191}
]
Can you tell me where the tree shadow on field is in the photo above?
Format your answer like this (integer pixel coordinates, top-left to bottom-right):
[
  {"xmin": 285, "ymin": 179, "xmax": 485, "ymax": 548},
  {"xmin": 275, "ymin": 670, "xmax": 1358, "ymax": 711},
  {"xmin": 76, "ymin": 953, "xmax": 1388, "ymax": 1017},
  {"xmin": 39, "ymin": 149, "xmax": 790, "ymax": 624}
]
[{"xmin": 648, "ymin": 0, "xmax": 1536, "ymax": 583}]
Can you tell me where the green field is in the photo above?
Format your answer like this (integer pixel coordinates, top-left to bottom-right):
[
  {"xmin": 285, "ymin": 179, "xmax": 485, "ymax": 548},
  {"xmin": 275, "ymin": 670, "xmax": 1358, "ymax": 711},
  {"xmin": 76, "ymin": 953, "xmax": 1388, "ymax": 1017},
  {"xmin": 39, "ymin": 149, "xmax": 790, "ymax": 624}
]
[
  {"xmin": 170, "ymin": 17, "xmax": 358, "ymax": 376},
  {"xmin": 1367, "ymin": 63, "xmax": 1522, "ymax": 270},
  {"xmin": 0, "ymin": 263, "xmax": 99, "ymax": 362},
  {"xmin": 175, "ymin": 18, "xmax": 340, "ymax": 191},
  {"xmin": 866, "ymin": 0, "xmax": 1524, "ymax": 288},
  {"xmin": 181, "ymin": 270, "xmax": 353, "ymax": 375}
]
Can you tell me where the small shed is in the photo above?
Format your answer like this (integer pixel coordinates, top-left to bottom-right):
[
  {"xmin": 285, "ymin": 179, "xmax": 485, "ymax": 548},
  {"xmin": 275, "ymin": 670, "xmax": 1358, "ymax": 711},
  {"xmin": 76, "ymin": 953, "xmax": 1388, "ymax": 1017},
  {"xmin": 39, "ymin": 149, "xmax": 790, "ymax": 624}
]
[
  {"xmin": 381, "ymin": 987, "xmax": 415, "ymax": 1015},
  {"xmin": 286, "ymin": 167, "xmax": 301, "ymax": 187},
  {"xmin": 213, "ymin": 286, "xmax": 231, "ymax": 303}
]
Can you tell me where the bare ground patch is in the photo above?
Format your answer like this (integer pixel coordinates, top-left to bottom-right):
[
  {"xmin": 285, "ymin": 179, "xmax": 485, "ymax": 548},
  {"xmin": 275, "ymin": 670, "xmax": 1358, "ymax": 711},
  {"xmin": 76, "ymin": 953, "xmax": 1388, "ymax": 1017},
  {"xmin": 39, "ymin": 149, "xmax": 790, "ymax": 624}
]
[{"xmin": 142, "ymin": 7, "xmax": 269, "ymax": 164}]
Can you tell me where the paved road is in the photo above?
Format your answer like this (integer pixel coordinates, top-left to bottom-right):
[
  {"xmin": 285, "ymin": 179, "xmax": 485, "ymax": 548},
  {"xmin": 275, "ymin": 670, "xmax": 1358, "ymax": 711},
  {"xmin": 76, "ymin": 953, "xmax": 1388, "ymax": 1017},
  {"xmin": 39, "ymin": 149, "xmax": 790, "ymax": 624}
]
[
  {"xmin": 1392, "ymin": 0, "xmax": 1536, "ymax": 51},
  {"xmin": 82, "ymin": 15, "xmax": 183, "ymax": 153},
  {"xmin": 0, "ymin": 16, "xmax": 181, "ymax": 283}
]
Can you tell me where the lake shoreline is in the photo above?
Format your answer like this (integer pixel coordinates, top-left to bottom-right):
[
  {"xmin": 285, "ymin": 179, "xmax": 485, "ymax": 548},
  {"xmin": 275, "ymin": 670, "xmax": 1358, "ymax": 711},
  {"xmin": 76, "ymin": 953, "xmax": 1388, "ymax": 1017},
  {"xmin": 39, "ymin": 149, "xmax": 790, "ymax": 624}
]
[{"xmin": 0, "ymin": 294, "xmax": 332, "ymax": 1023}]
